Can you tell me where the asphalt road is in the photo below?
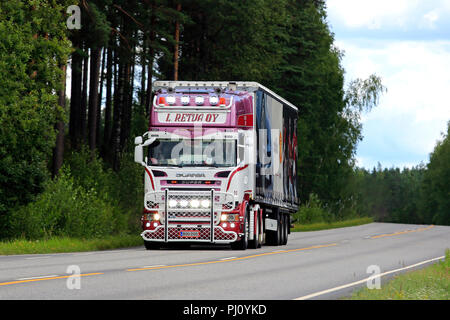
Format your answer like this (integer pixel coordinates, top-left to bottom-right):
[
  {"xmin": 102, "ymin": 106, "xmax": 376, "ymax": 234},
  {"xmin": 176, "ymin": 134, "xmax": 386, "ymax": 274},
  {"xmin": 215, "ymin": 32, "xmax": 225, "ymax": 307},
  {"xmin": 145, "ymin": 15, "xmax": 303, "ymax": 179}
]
[{"xmin": 0, "ymin": 222, "xmax": 448, "ymax": 300}]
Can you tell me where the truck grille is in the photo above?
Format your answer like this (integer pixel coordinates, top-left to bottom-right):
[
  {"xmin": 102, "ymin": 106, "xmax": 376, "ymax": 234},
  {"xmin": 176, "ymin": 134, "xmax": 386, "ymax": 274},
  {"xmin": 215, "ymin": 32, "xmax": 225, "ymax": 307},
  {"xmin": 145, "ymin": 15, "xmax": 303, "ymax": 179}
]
[
  {"xmin": 144, "ymin": 190, "xmax": 234, "ymax": 224},
  {"xmin": 167, "ymin": 211, "xmax": 218, "ymax": 222},
  {"xmin": 142, "ymin": 226, "xmax": 237, "ymax": 242}
]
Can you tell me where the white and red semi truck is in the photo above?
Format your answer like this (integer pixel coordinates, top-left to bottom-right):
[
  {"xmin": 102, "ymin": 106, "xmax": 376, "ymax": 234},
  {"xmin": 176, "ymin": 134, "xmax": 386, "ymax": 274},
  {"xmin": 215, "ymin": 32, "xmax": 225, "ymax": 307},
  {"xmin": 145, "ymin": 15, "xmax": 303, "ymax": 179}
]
[{"xmin": 134, "ymin": 81, "xmax": 298, "ymax": 250}]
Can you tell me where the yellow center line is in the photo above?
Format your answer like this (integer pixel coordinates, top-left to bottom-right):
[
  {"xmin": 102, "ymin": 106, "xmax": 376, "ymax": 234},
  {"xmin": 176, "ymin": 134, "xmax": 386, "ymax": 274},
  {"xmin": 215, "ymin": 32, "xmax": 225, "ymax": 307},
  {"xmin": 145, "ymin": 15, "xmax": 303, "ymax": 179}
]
[
  {"xmin": 126, "ymin": 243, "xmax": 338, "ymax": 272},
  {"xmin": 370, "ymin": 225, "xmax": 434, "ymax": 239},
  {"xmin": 0, "ymin": 273, "xmax": 104, "ymax": 287}
]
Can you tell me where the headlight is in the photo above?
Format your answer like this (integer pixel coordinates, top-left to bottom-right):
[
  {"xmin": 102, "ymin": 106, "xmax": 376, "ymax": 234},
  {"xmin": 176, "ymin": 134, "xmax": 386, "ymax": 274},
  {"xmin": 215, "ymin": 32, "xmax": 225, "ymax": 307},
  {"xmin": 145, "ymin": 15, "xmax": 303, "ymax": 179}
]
[
  {"xmin": 201, "ymin": 199, "xmax": 211, "ymax": 208},
  {"xmin": 169, "ymin": 200, "xmax": 178, "ymax": 208},
  {"xmin": 190, "ymin": 199, "xmax": 200, "ymax": 208},
  {"xmin": 220, "ymin": 214, "xmax": 239, "ymax": 222},
  {"xmin": 144, "ymin": 213, "xmax": 160, "ymax": 221},
  {"xmin": 179, "ymin": 200, "xmax": 189, "ymax": 207}
]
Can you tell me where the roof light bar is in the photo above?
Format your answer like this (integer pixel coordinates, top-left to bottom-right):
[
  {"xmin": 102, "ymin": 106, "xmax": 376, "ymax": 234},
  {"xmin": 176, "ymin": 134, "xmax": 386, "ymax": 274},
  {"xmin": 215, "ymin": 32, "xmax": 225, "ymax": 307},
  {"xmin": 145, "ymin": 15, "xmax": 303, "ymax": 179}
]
[
  {"xmin": 181, "ymin": 96, "xmax": 190, "ymax": 105},
  {"xmin": 209, "ymin": 96, "xmax": 219, "ymax": 106},
  {"xmin": 195, "ymin": 96, "xmax": 204, "ymax": 105},
  {"xmin": 166, "ymin": 95, "xmax": 176, "ymax": 105}
]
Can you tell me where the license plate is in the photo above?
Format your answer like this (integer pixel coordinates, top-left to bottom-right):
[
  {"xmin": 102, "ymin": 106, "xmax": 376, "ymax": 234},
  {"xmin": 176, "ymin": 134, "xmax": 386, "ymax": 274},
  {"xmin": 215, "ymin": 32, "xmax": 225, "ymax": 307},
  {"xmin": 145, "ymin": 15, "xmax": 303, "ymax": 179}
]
[{"xmin": 180, "ymin": 230, "xmax": 200, "ymax": 238}]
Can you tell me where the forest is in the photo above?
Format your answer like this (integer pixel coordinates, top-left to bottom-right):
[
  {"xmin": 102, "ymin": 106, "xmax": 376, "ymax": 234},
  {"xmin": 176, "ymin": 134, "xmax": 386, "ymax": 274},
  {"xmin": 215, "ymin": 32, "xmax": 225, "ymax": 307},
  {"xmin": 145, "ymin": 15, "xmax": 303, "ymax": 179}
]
[{"xmin": 0, "ymin": 0, "xmax": 448, "ymax": 241}]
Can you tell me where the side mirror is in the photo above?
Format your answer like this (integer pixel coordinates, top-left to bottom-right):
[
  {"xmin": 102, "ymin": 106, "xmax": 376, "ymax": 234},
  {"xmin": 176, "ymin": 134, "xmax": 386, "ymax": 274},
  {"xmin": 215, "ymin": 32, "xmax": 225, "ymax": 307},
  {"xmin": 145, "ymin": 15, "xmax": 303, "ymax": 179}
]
[
  {"xmin": 134, "ymin": 137, "xmax": 156, "ymax": 166},
  {"xmin": 134, "ymin": 145, "xmax": 143, "ymax": 164}
]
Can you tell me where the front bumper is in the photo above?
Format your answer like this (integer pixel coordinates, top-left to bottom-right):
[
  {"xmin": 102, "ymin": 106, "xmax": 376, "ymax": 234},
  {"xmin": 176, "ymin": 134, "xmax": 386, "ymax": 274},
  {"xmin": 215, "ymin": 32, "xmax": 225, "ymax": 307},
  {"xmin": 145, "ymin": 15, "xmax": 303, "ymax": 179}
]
[
  {"xmin": 142, "ymin": 189, "xmax": 237, "ymax": 243},
  {"xmin": 141, "ymin": 225, "xmax": 238, "ymax": 243}
]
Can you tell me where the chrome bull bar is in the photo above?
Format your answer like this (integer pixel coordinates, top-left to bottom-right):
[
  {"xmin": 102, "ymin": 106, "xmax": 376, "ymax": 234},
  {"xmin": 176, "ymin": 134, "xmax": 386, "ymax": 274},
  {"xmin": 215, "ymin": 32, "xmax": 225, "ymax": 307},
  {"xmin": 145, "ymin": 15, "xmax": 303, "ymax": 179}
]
[{"xmin": 143, "ymin": 189, "xmax": 235, "ymax": 243}]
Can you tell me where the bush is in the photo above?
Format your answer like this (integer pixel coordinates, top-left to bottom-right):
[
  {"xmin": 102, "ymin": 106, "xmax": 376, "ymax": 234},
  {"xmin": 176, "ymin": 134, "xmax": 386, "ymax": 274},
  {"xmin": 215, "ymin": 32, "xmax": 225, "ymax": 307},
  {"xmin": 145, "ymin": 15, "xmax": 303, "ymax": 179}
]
[
  {"xmin": 65, "ymin": 148, "xmax": 143, "ymax": 234},
  {"xmin": 64, "ymin": 147, "xmax": 116, "ymax": 201},
  {"xmin": 294, "ymin": 193, "xmax": 333, "ymax": 224},
  {"xmin": 6, "ymin": 147, "xmax": 144, "ymax": 240},
  {"xmin": 110, "ymin": 154, "xmax": 144, "ymax": 232},
  {"xmin": 8, "ymin": 166, "xmax": 127, "ymax": 240}
]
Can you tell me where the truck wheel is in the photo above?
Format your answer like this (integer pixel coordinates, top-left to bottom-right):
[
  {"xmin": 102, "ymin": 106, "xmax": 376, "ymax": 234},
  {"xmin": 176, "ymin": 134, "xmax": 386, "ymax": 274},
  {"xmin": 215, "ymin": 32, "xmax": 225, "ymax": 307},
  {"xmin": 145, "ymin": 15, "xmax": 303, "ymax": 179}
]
[
  {"xmin": 144, "ymin": 240, "xmax": 160, "ymax": 250},
  {"xmin": 249, "ymin": 210, "xmax": 260, "ymax": 249},
  {"xmin": 282, "ymin": 214, "xmax": 288, "ymax": 245},
  {"xmin": 257, "ymin": 212, "xmax": 262, "ymax": 248},
  {"xmin": 231, "ymin": 210, "xmax": 249, "ymax": 250},
  {"xmin": 266, "ymin": 211, "xmax": 281, "ymax": 246}
]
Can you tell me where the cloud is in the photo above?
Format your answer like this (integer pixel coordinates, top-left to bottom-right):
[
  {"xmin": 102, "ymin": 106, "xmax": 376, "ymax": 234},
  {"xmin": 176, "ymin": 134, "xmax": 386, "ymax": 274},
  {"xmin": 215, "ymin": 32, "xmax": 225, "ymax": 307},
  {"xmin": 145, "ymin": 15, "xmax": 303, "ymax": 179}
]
[
  {"xmin": 326, "ymin": 0, "xmax": 450, "ymax": 40},
  {"xmin": 327, "ymin": 0, "xmax": 416, "ymax": 30},
  {"xmin": 326, "ymin": 1, "xmax": 450, "ymax": 168},
  {"xmin": 421, "ymin": 10, "xmax": 440, "ymax": 29},
  {"xmin": 356, "ymin": 112, "xmax": 447, "ymax": 169},
  {"xmin": 333, "ymin": 38, "xmax": 450, "ymax": 169}
]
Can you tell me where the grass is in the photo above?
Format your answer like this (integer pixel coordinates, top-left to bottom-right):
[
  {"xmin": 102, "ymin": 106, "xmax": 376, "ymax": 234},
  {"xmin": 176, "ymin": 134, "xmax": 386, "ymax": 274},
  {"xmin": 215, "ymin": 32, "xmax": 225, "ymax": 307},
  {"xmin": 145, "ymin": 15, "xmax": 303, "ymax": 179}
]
[
  {"xmin": 348, "ymin": 250, "xmax": 450, "ymax": 300},
  {"xmin": 0, "ymin": 234, "xmax": 143, "ymax": 255},
  {"xmin": 292, "ymin": 217, "xmax": 374, "ymax": 232}
]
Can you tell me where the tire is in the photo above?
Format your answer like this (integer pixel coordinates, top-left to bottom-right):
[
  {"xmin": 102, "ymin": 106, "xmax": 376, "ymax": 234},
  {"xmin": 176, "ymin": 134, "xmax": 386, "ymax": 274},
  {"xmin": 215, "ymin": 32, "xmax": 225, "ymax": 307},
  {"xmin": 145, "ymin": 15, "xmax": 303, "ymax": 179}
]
[
  {"xmin": 249, "ymin": 210, "xmax": 260, "ymax": 249},
  {"xmin": 282, "ymin": 214, "xmax": 288, "ymax": 245},
  {"xmin": 266, "ymin": 210, "xmax": 281, "ymax": 246},
  {"xmin": 257, "ymin": 212, "xmax": 262, "ymax": 248},
  {"xmin": 144, "ymin": 240, "xmax": 160, "ymax": 250},
  {"xmin": 231, "ymin": 209, "xmax": 249, "ymax": 250},
  {"xmin": 277, "ymin": 212, "xmax": 283, "ymax": 246}
]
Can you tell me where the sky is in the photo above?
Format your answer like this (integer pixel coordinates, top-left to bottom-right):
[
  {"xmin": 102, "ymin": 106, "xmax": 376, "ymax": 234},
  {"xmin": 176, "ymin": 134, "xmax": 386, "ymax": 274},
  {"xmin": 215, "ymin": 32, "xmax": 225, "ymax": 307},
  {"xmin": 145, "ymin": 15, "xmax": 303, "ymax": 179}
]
[{"xmin": 326, "ymin": 0, "xmax": 450, "ymax": 169}]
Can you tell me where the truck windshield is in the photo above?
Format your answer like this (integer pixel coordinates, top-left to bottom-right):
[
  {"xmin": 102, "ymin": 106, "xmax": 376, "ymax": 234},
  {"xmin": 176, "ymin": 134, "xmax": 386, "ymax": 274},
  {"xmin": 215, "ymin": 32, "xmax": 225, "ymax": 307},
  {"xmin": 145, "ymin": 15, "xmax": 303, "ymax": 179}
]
[{"xmin": 148, "ymin": 139, "xmax": 237, "ymax": 167}]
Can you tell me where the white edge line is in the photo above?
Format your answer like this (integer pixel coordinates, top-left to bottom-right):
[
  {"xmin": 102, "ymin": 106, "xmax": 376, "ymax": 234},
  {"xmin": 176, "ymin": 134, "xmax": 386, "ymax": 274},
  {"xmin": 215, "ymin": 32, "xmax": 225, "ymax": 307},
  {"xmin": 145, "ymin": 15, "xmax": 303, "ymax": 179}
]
[
  {"xmin": 220, "ymin": 257, "xmax": 237, "ymax": 261},
  {"xmin": 294, "ymin": 256, "xmax": 446, "ymax": 300},
  {"xmin": 16, "ymin": 275, "xmax": 60, "ymax": 281}
]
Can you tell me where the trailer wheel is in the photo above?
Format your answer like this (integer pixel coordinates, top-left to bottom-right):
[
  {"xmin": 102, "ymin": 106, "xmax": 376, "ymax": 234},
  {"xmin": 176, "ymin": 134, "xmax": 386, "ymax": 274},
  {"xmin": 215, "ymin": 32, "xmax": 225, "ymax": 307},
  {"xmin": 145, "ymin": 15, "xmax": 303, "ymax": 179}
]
[
  {"xmin": 266, "ymin": 210, "xmax": 282, "ymax": 246},
  {"xmin": 231, "ymin": 209, "xmax": 249, "ymax": 250},
  {"xmin": 277, "ymin": 213, "xmax": 283, "ymax": 245},
  {"xmin": 144, "ymin": 240, "xmax": 160, "ymax": 250},
  {"xmin": 282, "ymin": 214, "xmax": 288, "ymax": 245}
]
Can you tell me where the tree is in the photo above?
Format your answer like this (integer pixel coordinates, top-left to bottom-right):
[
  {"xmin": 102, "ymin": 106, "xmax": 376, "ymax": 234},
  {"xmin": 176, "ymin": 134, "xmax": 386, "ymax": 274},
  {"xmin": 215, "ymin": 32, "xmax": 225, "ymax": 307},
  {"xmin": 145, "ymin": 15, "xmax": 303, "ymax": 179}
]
[
  {"xmin": 420, "ymin": 122, "xmax": 450, "ymax": 225},
  {"xmin": 273, "ymin": 0, "xmax": 348, "ymax": 207},
  {"xmin": 0, "ymin": 0, "xmax": 71, "ymax": 237},
  {"xmin": 52, "ymin": 64, "xmax": 67, "ymax": 177},
  {"xmin": 167, "ymin": 0, "xmax": 287, "ymax": 83}
]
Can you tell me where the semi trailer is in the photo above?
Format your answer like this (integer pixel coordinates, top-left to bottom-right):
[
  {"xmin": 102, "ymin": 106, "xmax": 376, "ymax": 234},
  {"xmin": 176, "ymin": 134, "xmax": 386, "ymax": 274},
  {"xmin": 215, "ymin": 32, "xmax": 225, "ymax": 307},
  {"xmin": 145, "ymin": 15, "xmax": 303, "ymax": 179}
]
[{"xmin": 134, "ymin": 81, "xmax": 298, "ymax": 250}]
